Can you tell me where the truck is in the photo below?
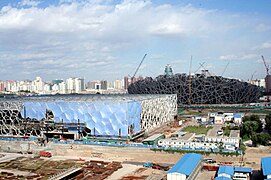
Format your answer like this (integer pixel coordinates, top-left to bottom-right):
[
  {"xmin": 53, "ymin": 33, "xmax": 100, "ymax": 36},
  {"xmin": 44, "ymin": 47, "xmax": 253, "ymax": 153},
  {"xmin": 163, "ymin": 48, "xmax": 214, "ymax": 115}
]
[
  {"xmin": 143, "ymin": 162, "xmax": 153, "ymax": 167},
  {"xmin": 39, "ymin": 151, "xmax": 52, "ymax": 158},
  {"xmin": 143, "ymin": 162, "xmax": 169, "ymax": 171}
]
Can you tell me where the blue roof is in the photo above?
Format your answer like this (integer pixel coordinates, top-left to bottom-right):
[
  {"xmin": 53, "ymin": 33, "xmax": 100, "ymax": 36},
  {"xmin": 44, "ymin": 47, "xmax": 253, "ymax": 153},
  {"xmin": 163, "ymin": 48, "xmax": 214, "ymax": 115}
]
[
  {"xmin": 234, "ymin": 114, "xmax": 241, "ymax": 118},
  {"xmin": 218, "ymin": 166, "xmax": 234, "ymax": 176},
  {"xmin": 262, "ymin": 157, "xmax": 271, "ymax": 176},
  {"xmin": 168, "ymin": 153, "xmax": 202, "ymax": 176},
  {"xmin": 215, "ymin": 177, "xmax": 232, "ymax": 180},
  {"xmin": 234, "ymin": 166, "xmax": 252, "ymax": 173}
]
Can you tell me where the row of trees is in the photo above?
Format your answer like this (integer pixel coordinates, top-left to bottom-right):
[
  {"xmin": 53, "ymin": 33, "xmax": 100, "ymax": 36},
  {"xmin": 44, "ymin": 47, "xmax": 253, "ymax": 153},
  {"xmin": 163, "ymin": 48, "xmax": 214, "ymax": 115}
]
[{"xmin": 241, "ymin": 115, "xmax": 271, "ymax": 146}]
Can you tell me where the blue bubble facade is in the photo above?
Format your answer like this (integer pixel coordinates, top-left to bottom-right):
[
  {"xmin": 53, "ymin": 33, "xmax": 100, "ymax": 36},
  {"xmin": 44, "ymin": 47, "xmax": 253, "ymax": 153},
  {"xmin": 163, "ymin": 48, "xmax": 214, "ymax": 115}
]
[{"xmin": 22, "ymin": 101, "xmax": 141, "ymax": 136}]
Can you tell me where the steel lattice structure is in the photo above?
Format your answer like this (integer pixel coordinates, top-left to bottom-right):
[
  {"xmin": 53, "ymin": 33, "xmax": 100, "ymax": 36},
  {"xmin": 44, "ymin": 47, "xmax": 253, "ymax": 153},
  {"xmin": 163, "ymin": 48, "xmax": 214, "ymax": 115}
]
[
  {"xmin": 128, "ymin": 74, "xmax": 262, "ymax": 104},
  {"xmin": 0, "ymin": 102, "xmax": 44, "ymax": 137}
]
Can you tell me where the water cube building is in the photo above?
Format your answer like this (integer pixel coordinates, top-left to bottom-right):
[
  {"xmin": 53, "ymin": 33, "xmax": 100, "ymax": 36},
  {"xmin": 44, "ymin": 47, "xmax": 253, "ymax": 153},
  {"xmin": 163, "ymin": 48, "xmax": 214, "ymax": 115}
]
[{"xmin": 0, "ymin": 94, "xmax": 177, "ymax": 139}]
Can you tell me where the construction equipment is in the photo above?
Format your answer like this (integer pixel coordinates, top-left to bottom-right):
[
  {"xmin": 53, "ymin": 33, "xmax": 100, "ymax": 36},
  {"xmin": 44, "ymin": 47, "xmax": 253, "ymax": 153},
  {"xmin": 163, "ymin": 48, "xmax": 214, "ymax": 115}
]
[
  {"xmin": 199, "ymin": 62, "xmax": 212, "ymax": 76},
  {"xmin": 250, "ymin": 71, "xmax": 256, "ymax": 81},
  {"xmin": 39, "ymin": 151, "xmax": 52, "ymax": 158},
  {"xmin": 262, "ymin": 55, "xmax": 270, "ymax": 75},
  {"xmin": 221, "ymin": 62, "xmax": 229, "ymax": 76},
  {"xmin": 188, "ymin": 56, "xmax": 192, "ymax": 104},
  {"xmin": 131, "ymin": 54, "xmax": 147, "ymax": 83},
  {"xmin": 143, "ymin": 162, "xmax": 169, "ymax": 171}
]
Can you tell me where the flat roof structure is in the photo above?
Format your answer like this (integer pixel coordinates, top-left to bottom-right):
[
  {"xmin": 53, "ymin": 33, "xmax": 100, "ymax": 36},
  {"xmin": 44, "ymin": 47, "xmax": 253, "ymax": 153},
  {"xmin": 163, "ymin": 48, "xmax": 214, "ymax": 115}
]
[
  {"xmin": 168, "ymin": 153, "xmax": 202, "ymax": 176},
  {"xmin": 142, "ymin": 134, "xmax": 164, "ymax": 142},
  {"xmin": 0, "ymin": 94, "xmax": 175, "ymax": 102},
  {"xmin": 218, "ymin": 166, "xmax": 234, "ymax": 176},
  {"xmin": 229, "ymin": 130, "xmax": 240, "ymax": 138},
  {"xmin": 234, "ymin": 166, "xmax": 252, "ymax": 173},
  {"xmin": 234, "ymin": 114, "xmax": 242, "ymax": 118},
  {"xmin": 179, "ymin": 133, "xmax": 195, "ymax": 141},
  {"xmin": 262, "ymin": 157, "xmax": 271, "ymax": 176},
  {"xmin": 215, "ymin": 177, "xmax": 232, "ymax": 180}
]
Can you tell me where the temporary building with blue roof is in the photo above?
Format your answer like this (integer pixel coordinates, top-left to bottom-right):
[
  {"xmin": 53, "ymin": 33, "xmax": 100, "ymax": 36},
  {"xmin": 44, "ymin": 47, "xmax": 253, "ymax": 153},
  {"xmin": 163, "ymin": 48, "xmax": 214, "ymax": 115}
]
[
  {"xmin": 234, "ymin": 166, "xmax": 252, "ymax": 173},
  {"xmin": 233, "ymin": 113, "xmax": 242, "ymax": 118},
  {"xmin": 218, "ymin": 166, "xmax": 234, "ymax": 176},
  {"xmin": 262, "ymin": 157, "xmax": 271, "ymax": 179},
  {"xmin": 167, "ymin": 153, "xmax": 203, "ymax": 180},
  {"xmin": 215, "ymin": 176, "xmax": 232, "ymax": 180}
]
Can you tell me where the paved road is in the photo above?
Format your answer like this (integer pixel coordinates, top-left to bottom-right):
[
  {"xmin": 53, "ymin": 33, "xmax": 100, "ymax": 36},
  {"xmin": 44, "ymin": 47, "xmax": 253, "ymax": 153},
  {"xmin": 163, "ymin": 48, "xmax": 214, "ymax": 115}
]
[{"xmin": 123, "ymin": 161, "xmax": 174, "ymax": 167}]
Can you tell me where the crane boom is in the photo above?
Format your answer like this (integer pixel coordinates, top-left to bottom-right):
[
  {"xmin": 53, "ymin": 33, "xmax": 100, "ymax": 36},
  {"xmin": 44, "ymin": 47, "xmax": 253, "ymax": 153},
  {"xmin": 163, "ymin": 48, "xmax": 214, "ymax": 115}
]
[
  {"xmin": 131, "ymin": 54, "xmax": 147, "ymax": 83},
  {"xmin": 262, "ymin": 55, "xmax": 270, "ymax": 75},
  {"xmin": 221, "ymin": 62, "xmax": 229, "ymax": 76}
]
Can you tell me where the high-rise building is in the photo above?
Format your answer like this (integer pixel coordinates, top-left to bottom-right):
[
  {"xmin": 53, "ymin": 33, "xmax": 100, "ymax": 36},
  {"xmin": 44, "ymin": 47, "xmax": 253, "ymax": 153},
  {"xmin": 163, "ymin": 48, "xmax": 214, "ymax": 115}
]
[
  {"xmin": 266, "ymin": 75, "xmax": 271, "ymax": 94},
  {"xmin": 114, "ymin": 80, "xmax": 122, "ymax": 90},
  {"xmin": 124, "ymin": 76, "xmax": 129, "ymax": 90},
  {"xmin": 66, "ymin": 77, "xmax": 85, "ymax": 93},
  {"xmin": 32, "ymin": 77, "xmax": 44, "ymax": 93},
  {"xmin": 0, "ymin": 81, "xmax": 4, "ymax": 92},
  {"xmin": 66, "ymin": 78, "xmax": 75, "ymax": 93},
  {"xmin": 101, "ymin": 80, "xmax": 107, "ymax": 90},
  {"xmin": 59, "ymin": 82, "xmax": 66, "ymax": 94}
]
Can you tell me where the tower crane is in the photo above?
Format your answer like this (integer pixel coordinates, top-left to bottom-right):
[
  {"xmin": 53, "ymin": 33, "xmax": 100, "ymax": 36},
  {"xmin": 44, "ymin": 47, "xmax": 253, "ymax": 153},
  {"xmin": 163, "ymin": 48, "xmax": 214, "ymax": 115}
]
[
  {"xmin": 188, "ymin": 56, "xmax": 193, "ymax": 104},
  {"xmin": 262, "ymin": 55, "xmax": 269, "ymax": 75},
  {"xmin": 131, "ymin": 54, "xmax": 147, "ymax": 83}
]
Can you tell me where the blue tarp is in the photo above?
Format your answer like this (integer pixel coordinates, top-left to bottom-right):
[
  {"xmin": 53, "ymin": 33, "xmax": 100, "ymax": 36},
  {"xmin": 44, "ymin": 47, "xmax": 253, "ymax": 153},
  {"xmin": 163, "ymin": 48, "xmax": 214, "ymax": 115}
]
[
  {"xmin": 22, "ymin": 101, "xmax": 141, "ymax": 136},
  {"xmin": 262, "ymin": 157, "xmax": 271, "ymax": 176},
  {"xmin": 167, "ymin": 153, "xmax": 202, "ymax": 176},
  {"xmin": 218, "ymin": 166, "xmax": 234, "ymax": 176}
]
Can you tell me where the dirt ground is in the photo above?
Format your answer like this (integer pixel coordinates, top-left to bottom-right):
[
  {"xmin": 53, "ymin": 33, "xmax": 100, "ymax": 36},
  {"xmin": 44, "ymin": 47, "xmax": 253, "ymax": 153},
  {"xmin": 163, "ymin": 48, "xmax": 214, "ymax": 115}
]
[
  {"xmin": 0, "ymin": 140, "xmax": 270, "ymax": 179},
  {"xmin": 196, "ymin": 170, "xmax": 216, "ymax": 180}
]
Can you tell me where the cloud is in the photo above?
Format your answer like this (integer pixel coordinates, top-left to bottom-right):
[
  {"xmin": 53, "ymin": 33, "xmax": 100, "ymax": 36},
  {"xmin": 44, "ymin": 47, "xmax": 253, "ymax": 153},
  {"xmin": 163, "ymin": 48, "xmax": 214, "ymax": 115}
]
[
  {"xmin": 255, "ymin": 23, "xmax": 271, "ymax": 32},
  {"xmin": 0, "ymin": 0, "xmax": 269, "ymax": 80},
  {"xmin": 18, "ymin": 0, "xmax": 40, "ymax": 7},
  {"xmin": 219, "ymin": 54, "xmax": 258, "ymax": 61}
]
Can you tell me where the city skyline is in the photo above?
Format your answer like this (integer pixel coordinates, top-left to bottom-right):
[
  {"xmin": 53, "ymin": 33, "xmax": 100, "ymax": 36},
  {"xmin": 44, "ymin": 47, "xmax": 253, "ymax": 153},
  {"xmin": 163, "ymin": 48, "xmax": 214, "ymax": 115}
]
[{"xmin": 0, "ymin": 0, "xmax": 270, "ymax": 81}]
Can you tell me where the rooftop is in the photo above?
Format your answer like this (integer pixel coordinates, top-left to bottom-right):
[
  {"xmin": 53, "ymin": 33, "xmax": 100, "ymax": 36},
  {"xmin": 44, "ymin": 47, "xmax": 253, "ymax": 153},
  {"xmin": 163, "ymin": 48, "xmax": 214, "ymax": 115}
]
[
  {"xmin": 262, "ymin": 156, "xmax": 271, "ymax": 176},
  {"xmin": 234, "ymin": 113, "xmax": 242, "ymax": 118},
  {"xmin": 217, "ymin": 166, "xmax": 234, "ymax": 176},
  {"xmin": 229, "ymin": 130, "xmax": 240, "ymax": 138},
  {"xmin": 179, "ymin": 133, "xmax": 195, "ymax": 141},
  {"xmin": 0, "ymin": 94, "xmax": 176, "ymax": 102},
  {"xmin": 167, "ymin": 153, "xmax": 202, "ymax": 176},
  {"xmin": 234, "ymin": 166, "xmax": 252, "ymax": 173},
  {"xmin": 142, "ymin": 134, "xmax": 164, "ymax": 142},
  {"xmin": 215, "ymin": 177, "xmax": 232, "ymax": 180}
]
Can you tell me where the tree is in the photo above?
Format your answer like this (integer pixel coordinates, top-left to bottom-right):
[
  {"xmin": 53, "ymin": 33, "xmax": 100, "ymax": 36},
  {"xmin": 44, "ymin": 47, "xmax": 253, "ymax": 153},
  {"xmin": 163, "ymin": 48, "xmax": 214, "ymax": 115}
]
[
  {"xmin": 242, "ymin": 121, "xmax": 260, "ymax": 139},
  {"xmin": 243, "ymin": 115, "xmax": 263, "ymax": 133},
  {"xmin": 251, "ymin": 133, "xmax": 270, "ymax": 146}
]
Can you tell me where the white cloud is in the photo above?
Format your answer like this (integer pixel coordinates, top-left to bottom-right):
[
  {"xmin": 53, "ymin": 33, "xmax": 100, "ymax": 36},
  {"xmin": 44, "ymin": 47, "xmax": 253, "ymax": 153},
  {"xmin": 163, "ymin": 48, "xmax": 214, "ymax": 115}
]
[
  {"xmin": 219, "ymin": 54, "xmax": 258, "ymax": 61},
  {"xmin": 19, "ymin": 0, "xmax": 40, "ymax": 7},
  {"xmin": 255, "ymin": 23, "xmax": 271, "ymax": 32},
  {"xmin": 0, "ymin": 0, "xmax": 269, "ymax": 80}
]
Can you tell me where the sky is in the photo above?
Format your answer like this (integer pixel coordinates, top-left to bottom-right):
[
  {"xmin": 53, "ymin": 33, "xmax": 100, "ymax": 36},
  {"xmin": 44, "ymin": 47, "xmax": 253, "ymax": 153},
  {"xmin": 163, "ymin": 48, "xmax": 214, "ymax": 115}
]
[{"xmin": 0, "ymin": 0, "xmax": 270, "ymax": 82}]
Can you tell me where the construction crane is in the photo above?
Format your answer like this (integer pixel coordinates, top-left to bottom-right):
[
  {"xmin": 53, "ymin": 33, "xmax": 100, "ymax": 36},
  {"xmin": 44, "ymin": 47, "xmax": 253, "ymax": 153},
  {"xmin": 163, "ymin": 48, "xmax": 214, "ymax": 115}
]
[
  {"xmin": 221, "ymin": 62, "xmax": 229, "ymax": 76},
  {"xmin": 250, "ymin": 71, "xmax": 256, "ymax": 81},
  {"xmin": 131, "ymin": 54, "xmax": 147, "ymax": 83},
  {"xmin": 188, "ymin": 56, "xmax": 192, "ymax": 105},
  {"xmin": 199, "ymin": 62, "xmax": 212, "ymax": 76},
  {"xmin": 262, "ymin": 55, "xmax": 270, "ymax": 75}
]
